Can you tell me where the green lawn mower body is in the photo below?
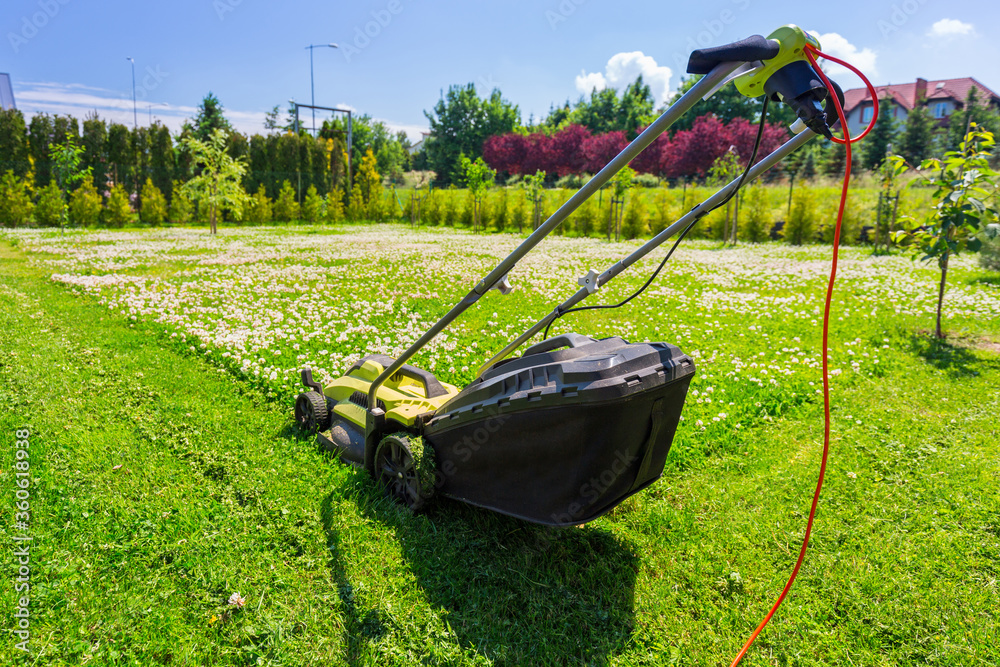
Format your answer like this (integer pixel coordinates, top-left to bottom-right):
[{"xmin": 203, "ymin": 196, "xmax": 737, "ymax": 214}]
[
  {"xmin": 295, "ymin": 25, "xmax": 839, "ymax": 526},
  {"xmin": 297, "ymin": 334, "xmax": 694, "ymax": 526}
]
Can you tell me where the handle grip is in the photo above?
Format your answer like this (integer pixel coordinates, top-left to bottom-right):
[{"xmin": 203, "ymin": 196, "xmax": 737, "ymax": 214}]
[
  {"xmin": 522, "ymin": 332, "xmax": 596, "ymax": 357},
  {"xmin": 686, "ymin": 35, "xmax": 780, "ymax": 75}
]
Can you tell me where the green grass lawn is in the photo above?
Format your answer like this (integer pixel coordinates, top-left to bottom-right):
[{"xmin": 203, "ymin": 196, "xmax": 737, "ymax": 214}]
[{"xmin": 1, "ymin": 225, "xmax": 998, "ymax": 666}]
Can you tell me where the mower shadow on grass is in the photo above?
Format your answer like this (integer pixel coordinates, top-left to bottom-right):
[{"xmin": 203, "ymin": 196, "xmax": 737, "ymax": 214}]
[{"xmin": 319, "ymin": 474, "xmax": 639, "ymax": 665}]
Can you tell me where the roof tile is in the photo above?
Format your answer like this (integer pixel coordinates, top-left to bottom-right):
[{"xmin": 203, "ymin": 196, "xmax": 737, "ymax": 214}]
[{"xmin": 841, "ymin": 77, "xmax": 1000, "ymax": 114}]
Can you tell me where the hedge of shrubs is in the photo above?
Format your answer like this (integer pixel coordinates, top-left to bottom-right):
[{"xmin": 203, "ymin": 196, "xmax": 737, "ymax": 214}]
[{"xmin": 0, "ymin": 167, "xmax": 933, "ymax": 246}]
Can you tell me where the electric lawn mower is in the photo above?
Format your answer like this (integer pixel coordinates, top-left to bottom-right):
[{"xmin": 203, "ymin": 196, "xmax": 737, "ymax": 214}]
[{"xmin": 295, "ymin": 25, "xmax": 859, "ymax": 527}]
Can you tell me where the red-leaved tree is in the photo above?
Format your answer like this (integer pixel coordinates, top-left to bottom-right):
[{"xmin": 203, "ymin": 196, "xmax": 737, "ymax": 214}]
[
  {"xmin": 483, "ymin": 132, "xmax": 529, "ymax": 176},
  {"xmin": 549, "ymin": 124, "xmax": 591, "ymax": 176},
  {"xmin": 582, "ymin": 131, "xmax": 627, "ymax": 174},
  {"xmin": 630, "ymin": 129, "xmax": 671, "ymax": 175},
  {"xmin": 665, "ymin": 115, "xmax": 733, "ymax": 178},
  {"xmin": 727, "ymin": 117, "xmax": 789, "ymax": 168},
  {"xmin": 522, "ymin": 132, "xmax": 554, "ymax": 176},
  {"xmin": 484, "ymin": 114, "xmax": 791, "ymax": 180}
]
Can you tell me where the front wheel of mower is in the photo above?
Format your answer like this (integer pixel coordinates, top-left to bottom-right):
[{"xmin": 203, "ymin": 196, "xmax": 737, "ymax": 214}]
[
  {"xmin": 295, "ymin": 391, "xmax": 329, "ymax": 434},
  {"xmin": 374, "ymin": 434, "xmax": 432, "ymax": 512}
]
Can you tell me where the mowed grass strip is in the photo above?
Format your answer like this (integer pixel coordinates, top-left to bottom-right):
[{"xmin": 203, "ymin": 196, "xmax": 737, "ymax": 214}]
[
  {"xmin": 0, "ymin": 237, "xmax": 998, "ymax": 666},
  {"xmin": 0, "ymin": 243, "xmax": 433, "ymax": 665}
]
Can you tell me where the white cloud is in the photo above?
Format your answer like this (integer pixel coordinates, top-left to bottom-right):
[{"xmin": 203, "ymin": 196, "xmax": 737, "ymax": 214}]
[
  {"xmin": 575, "ymin": 70, "xmax": 608, "ymax": 95},
  {"xmin": 806, "ymin": 32, "xmax": 878, "ymax": 84},
  {"xmin": 928, "ymin": 18, "xmax": 974, "ymax": 37},
  {"xmin": 12, "ymin": 81, "xmax": 428, "ymax": 141},
  {"xmin": 14, "ymin": 81, "xmax": 264, "ymax": 134},
  {"xmin": 575, "ymin": 51, "xmax": 673, "ymax": 105}
]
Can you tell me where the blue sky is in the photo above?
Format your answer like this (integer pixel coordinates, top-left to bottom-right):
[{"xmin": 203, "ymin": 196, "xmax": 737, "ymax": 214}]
[{"xmin": 3, "ymin": 0, "xmax": 997, "ymax": 140}]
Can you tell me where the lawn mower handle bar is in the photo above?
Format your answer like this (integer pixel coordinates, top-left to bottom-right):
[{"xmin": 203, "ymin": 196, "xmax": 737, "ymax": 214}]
[
  {"xmin": 365, "ymin": 61, "xmax": 742, "ymax": 412},
  {"xmin": 475, "ymin": 125, "xmax": 818, "ymax": 377}
]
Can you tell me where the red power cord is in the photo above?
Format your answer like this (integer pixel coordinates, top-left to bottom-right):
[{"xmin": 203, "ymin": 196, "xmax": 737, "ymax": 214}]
[
  {"xmin": 813, "ymin": 48, "xmax": 881, "ymax": 145},
  {"xmin": 729, "ymin": 46, "xmax": 878, "ymax": 667}
]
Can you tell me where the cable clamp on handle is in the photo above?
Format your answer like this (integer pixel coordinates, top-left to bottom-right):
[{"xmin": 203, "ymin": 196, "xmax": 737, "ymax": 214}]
[
  {"xmin": 578, "ymin": 269, "xmax": 600, "ymax": 294},
  {"xmin": 491, "ymin": 273, "xmax": 514, "ymax": 295}
]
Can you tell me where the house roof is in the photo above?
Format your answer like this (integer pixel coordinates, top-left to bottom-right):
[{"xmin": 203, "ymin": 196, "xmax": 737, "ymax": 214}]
[{"xmin": 842, "ymin": 77, "xmax": 1000, "ymax": 114}]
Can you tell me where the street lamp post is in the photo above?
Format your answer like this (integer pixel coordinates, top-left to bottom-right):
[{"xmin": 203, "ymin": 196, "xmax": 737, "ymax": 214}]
[
  {"xmin": 126, "ymin": 57, "xmax": 137, "ymax": 129},
  {"xmin": 305, "ymin": 43, "xmax": 338, "ymax": 135}
]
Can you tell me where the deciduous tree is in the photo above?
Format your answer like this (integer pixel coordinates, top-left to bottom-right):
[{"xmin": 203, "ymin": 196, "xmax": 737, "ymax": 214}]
[
  {"xmin": 49, "ymin": 135, "xmax": 92, "ymax": 231},
  {"xmin": 549, "ymin": 124, "xmax": 590, "ymax": 176},
  {"xmin": 460, "ymin": 155, "xmax": 495, "ymax": 233},
  {"xmin": 180, "ymin": 128, "xmax": 250, "ymax": 233},
  {"xmin": 483, "ymin": 132, "xmax": 528, "ymax": 177},
  {"xmin": 582, "ymin": 131, "xmax": 626, "ymax": 174},
  {"xmin": 892, "ymin": 126, "xmax": 999, "ymax": 338},
  {"xmin": 424, "ymin": 84, "xmax": 520, "ymax": 185},
  {"xmin": 663, "ymin": 116, "xmax": 731, "ymax": 178}
]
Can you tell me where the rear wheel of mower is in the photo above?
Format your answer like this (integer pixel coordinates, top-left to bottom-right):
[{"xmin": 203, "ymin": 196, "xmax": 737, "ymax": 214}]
[
  {"xmin": 374, "ymin": 434, "xmax": 432, "ymax": 511},
  {"xmin": 294, "ymin": 391, "xmax": 329, "ymax": 434}
]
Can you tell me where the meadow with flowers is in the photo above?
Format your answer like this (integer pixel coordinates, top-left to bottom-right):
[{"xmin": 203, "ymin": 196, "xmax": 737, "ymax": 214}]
[
  {"xmin": 14, "ymin": 224, "xmax": 1000, "ymax": 461},
  {"xmin": 1, "ymin": 224, "xmax": 998, "ymax": 665}
]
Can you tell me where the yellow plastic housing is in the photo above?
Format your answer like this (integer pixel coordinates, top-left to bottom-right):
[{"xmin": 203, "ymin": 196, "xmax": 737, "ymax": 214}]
[
  {"xmin": 734, "ymin": 25, "xmax": 821, "ymax": 98},
  {"xmin": 323, "ymin": 358, "xmax": 460, "ymax": 429}
]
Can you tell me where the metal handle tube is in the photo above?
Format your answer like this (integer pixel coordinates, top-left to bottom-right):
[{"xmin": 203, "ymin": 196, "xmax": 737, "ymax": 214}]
[
  {"xmin": 367, "ymin": 61, "xmax": 743, "ymax": 410},
  {"xmin": 475, "ymin": 127, "xmax": 818, "ymax": 377}
]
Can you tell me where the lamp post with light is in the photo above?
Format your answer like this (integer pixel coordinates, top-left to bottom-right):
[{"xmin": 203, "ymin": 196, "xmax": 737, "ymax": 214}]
[
  {"xmin": 126, "ymin": 57, "xmax": 137, "ymax": 129},
  {"xmin": 305, "ymin": 43, "xmax": 338, "ymax": 135}
]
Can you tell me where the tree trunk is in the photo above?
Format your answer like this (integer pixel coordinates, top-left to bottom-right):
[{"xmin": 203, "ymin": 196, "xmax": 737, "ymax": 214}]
[
  {"xmin": 786, "ymin": 174, "xmax": 794, "ymax": 217},
  {"xmin": 606, "ymin": 199, "xmax": 612, "ymax": 242},
  {"xmin": 874, "ymin": 191, "xmax": 882, "ymax": 250},
  {"xmin": 723, "ymin": 201, "xmax": 731, "ymax": 244},
  {"xmin": 211, "ymin": 176, "xmax": 219, "ymax": 234},
  {"xmin": 936, "ymin": 251, "xmax": 949, "ymax": 339},
  {"xmin": 890, "ymin": 192, "xmax": 900, "ymax": 242},
  {"xmin": 731, "ymin": 191, "xmax": 740, "ymax": 245},
  {"xmin": 617, "ymin": 199, "xmax": 624, "ymax": 242}
]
